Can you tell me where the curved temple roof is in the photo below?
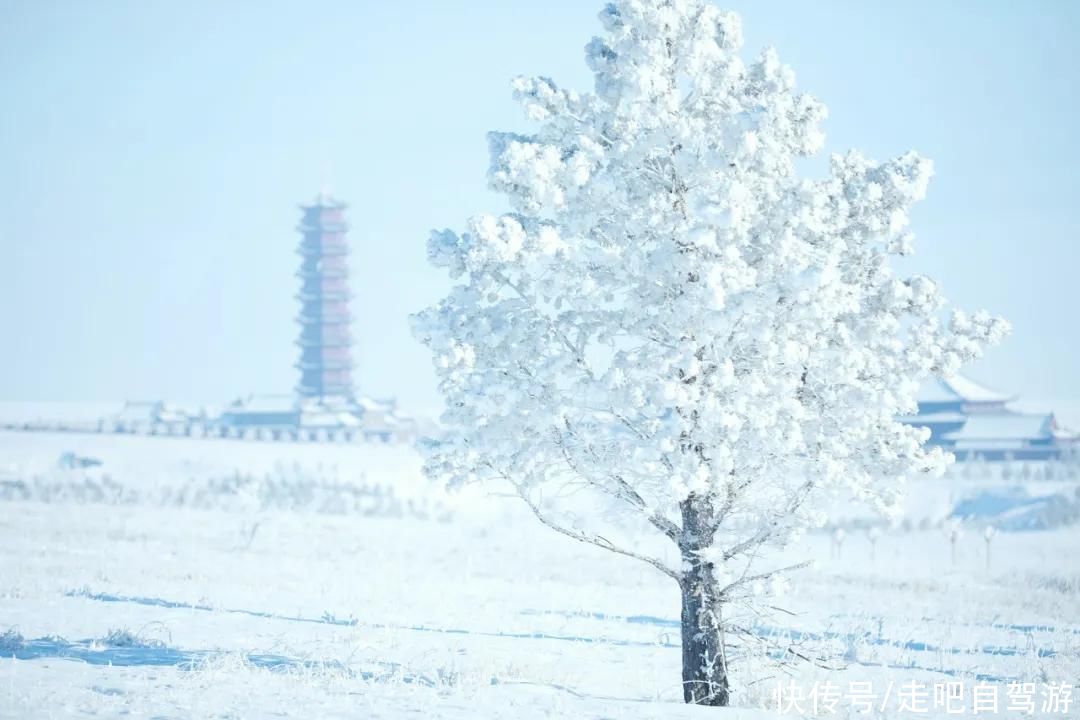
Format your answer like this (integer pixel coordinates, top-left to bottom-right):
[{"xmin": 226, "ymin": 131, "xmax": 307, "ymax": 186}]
[
  {"xmin": 916, "ymin": 375, "xmax": 1016, "ymax": 405},
  {"xmin": 942, "ymin": 413, "xmax": 1052, "ymax": 442},
  {"xmin": 903, "ymin": 374, "xmax": 1077, "ymax": 461}
]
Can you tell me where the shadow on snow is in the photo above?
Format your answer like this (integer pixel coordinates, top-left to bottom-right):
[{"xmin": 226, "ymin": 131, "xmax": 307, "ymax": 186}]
[
  {"xmin": 61, "ymin": 589, "xmax": 1065, "ymax": 683},
  {"xmin": 63, "ymin": 589, "xmax": 679, "ymax": 649},
  {"xmin": 7, "ymin": 635, "xmax": 427, "ymax": 684},
  {"xmin": 518, "ymin": 609, "xmax": 1061, "ymax": 659}
]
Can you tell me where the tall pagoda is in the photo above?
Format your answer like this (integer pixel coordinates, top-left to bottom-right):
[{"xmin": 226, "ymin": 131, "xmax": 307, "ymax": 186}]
[{"xmin": 295, "ymin": 194, "xmax": 354, "ymax": 400}]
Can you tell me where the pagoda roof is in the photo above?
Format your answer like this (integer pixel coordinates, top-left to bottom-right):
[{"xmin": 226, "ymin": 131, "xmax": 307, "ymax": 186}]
[
  {"xmin": 299, "ymin": 191, "xmax": 347, "ymax": 210},
  {"xmin": 916, "ymin": 375, "xmax": 1016, "ymax": 405},
  {"xmin": 295, "ymin": 289, "xmax": 352, "ymax": 302},
  {"xmin": 296, "ymin": 241, "xmax": 349, "ymax": 256},
  {"xmin": 300, "ymin": 189, "xmax": 345, "ymax": 207}
]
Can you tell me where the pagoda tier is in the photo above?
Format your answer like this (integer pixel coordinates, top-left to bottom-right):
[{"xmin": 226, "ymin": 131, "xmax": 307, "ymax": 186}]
[
  {"xmin": 296, "ymin": 276, "xmax": 351, "ymax": 302},
  {"xmin": 295, "ymin": 195, "xmax": 354, "ymax": 400}
]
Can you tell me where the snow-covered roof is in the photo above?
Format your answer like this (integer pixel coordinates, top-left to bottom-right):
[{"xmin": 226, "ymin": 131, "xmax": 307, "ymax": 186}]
[
  {"xmin": 225, "ymin": 395, "xmax": 297, "ymax": 414},
  {"xmin": 299, "ymin": 396, "xmax": 354, "ymax": 411},
  {"xmin": 898, "ymin": 411, "xmax": 967, "ymax": 424},
  {"xmin": 356, "ymin": 397, "xmax": 397, "ymax": 413},
  {"xmin": 952, "ymin": 439, "xmax": 1028, "ymax": 450},
  {"xmin": 942, "ymin": 413, "xmax": 1052, "ymax": 442},
  {"xmin": 157, "ymin": 406, "xmax": 189, "ymax": 423},
  {"xmin": 1050, "ymin": 419, "xmax": 1080, "ymax": 441},
  {"xmin": 114, "ymin": 401, "xmax": 164, "ymax": 423},
  {"xmin": 916, "ymin": 375, "xmax": 1015, "ymax": 405},
  {"xmin": 299, "ymin": 410, "xmax": 362, "ymax": 428}
]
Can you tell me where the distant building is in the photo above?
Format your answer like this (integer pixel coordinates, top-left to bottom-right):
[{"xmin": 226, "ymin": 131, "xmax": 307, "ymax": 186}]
[
  {"xmin": 108, "ymin": 400, "xmax": 190, "ymax": 433},
  {"xmin": 54, "ymin": 194, "xmax": 431, "ymax": 444},
  {"xmin": 219, "ymin": 395, "xmax": 299, "ymax": 429},
  {"xmin": 900, "ymin": 375, "xmax": 1079, "ymax": 461},
  {"xmin": 203, "ymin": 194, "xmax": 426, "ymax": 442},
  {"xmin": 295, "ymin": 194, "xmax": 354, "ymax": 400},
  {"xmin": 215, "ymin": 393, "xmax": 417, "ymax": 442}
]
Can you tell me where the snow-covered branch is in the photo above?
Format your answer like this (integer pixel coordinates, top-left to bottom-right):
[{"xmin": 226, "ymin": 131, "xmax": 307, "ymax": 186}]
[
  {"xmin": 516, "ymin": 480, "xmax": 680, "ymax": 582},
  {"xmin": 414, "ymin": 0, "xmax": 1008, "ymax": 705}
]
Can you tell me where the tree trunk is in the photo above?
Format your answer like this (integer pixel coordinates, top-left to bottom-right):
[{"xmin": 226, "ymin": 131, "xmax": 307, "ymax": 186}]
[
  {"xmin": 679, "ymin": 566, "xmax": 730, "ymax": 705},
  {"xmin": 679, "ymin": 497, "xmax": 730, "ymax": 706}
]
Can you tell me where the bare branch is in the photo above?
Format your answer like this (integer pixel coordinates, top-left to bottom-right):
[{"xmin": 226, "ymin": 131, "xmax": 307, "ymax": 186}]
[
  {"xmin": 727, "ymin": 624, "xmax": 843, "ymax": 672},
  {"xmin": 721, "ymin": 480, "xmax": 815, "ymax": 562},
  {"xmin": 609, "ymin": 473, "xmax": 683, "ymax": 544},
  {"xmin": 514, "ymin": 481, "xmax": 680, "ymax": 581},
  {"xmin": 554, "ymin": 422, "xmax": 682, "ymax": 545},
  {"xmin": 718, "ymin": 561, "xmax": 811, "ymax": 598}
]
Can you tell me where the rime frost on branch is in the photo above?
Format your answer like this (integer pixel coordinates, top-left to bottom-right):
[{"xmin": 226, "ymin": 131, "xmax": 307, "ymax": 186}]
[{"xmin": 413, "ymin": 0, "xmax": 1007, "ymax": 626}]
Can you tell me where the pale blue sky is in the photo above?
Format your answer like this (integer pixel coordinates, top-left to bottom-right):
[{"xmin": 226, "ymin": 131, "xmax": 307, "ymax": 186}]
[{"xmin": 1, "ymin": 1, "xmax": 1078, "ymax": 421}]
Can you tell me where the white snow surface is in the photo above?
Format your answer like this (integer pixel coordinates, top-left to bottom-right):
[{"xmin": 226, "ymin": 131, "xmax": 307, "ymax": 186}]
[{"xmin": 0, "ymin": 430, "xmax": 1077, "ymax": 718}]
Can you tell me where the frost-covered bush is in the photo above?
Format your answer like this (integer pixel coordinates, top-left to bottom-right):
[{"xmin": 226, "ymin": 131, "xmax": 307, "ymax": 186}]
[
  {"xmin": 0, "ymin": 628, "xmax": 24, "ymax": 653},
  {"xmin": 101, "ymin": 626, "xmax": 167, "ymax": 650}
]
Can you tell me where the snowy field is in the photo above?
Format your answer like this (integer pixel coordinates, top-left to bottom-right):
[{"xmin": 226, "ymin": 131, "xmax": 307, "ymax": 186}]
[{"xmin": 1, "ymin": 429, "xmax": 1078, "ymax": 718}]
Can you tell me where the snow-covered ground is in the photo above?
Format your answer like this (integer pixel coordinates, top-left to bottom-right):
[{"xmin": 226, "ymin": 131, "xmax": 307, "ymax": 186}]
[{"xmin": 1, "ymin": 429, "xmax": 1077, "ymax": 718}]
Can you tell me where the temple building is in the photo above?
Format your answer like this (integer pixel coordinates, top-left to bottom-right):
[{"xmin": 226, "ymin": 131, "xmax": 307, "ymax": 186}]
[
  {"xmin": 295, "ymin": 194, "xmax": 354, "ymax": 400},
  {"xmin": 211, "ymin": 193, "xmax": 422, "ymax": 442},
  {"xmin": 900, "ymin": 375, "xmax": 1079, "ymax": 461},
  {"xmin": 6, "ymin": 193, "xmax": 429, "ymax": 443}
]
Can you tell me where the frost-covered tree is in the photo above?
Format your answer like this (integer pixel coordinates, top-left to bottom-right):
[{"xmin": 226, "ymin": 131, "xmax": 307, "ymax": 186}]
[{"xmin": 413, "ymin": 0, "xmax": 1007, "ymax": 706}]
